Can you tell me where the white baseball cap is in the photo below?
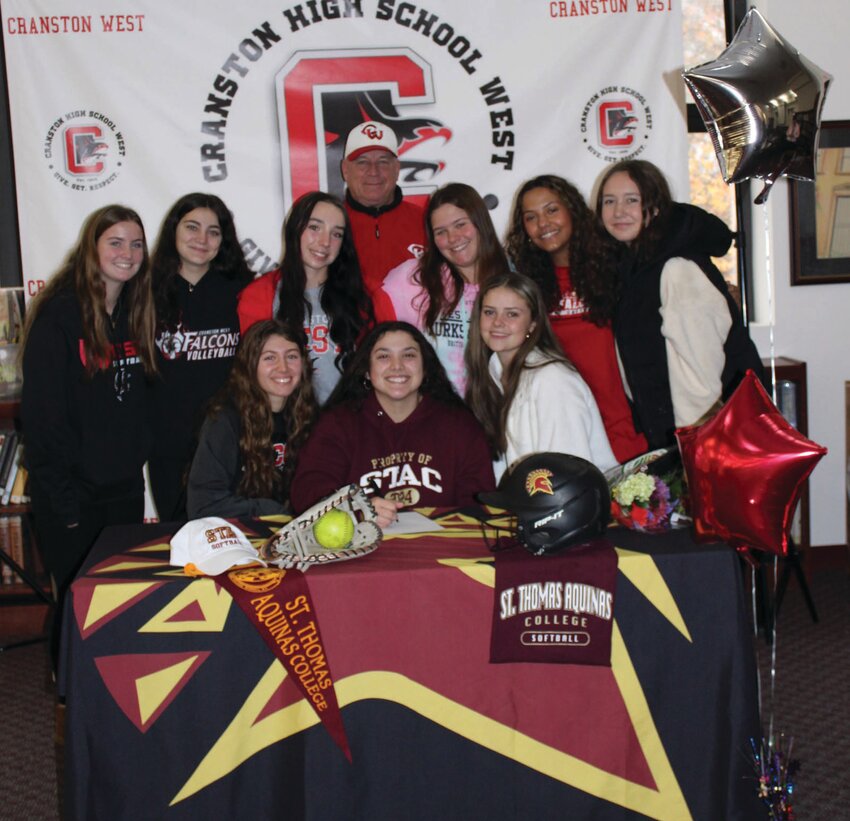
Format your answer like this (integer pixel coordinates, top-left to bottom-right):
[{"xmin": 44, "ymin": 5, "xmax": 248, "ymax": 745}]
[
  {"xmin": 344, "ymin": 121, "xmax": 399, "ymax": 161},
  {"xmin": 170, "ymin": 517, "xmax": 265, "ymax": 576}
]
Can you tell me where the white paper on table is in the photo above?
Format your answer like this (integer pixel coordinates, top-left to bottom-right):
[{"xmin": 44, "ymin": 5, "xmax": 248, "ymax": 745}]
[{"xmin": 382, "ymin": 511, "xmax": 445, "ymax": 536}]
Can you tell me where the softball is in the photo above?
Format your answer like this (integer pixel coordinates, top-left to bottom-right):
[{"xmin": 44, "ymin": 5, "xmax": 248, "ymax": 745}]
[{"xmin": 312, "ymin": 509, "xmax": 355, "ymax": 550}]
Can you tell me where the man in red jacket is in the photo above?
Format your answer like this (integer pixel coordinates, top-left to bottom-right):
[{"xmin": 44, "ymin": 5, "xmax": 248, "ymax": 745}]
[{"xmin": 341, "ymin": 121, "xmax": 425, "ymax": 298}]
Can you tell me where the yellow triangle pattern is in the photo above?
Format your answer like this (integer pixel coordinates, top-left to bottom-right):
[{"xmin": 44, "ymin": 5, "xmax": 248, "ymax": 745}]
[
  {"xmin": 138, "ymin": 578, "xmax": 233, "ymax": 634},
  {"xmin": 258, "ymin": 514, "xmax": 291, "ymax": 525},
  {"xmin": 94, "ymin": 559, "xmax": 171, "ymax": 574},
  {"xmin": 437, "ymin": 557, "xmax": 495, "ymax": 586},
  {"xmin": 171, "ymin": 661, "xmax": 315, "ymax": 805},
  {"xmin": 129, "ymin": 542, "xmax": 172, "ymax": 553},
  {"xmin": 614, "ymin": 548, "xmax": 692, "ymax": 641},
  {"xmin": 84, "ymin": 582, "xmax": 160, "ymax": 631},
  {"xmin": 136, "ymin": 655, "xmax": 200, "ymax": 725}
]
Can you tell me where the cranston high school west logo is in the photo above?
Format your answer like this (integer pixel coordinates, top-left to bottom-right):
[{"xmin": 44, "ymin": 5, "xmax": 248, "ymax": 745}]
[
  {"xmin": 580, "ymin": 86, "xmax": 653, "ymax": 162},
  {"xmin": 43, "ymin": 108, "xmax": 126, "ymax": 191},
  {"xmin": 275, "ymin": 49, "xmax": 452, "ymax": 206}
]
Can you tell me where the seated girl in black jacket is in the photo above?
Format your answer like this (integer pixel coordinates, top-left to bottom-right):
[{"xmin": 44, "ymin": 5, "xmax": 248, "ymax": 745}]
[{"xmin": 187, "ymin": 319, "xmax": 318, "ymax": 519}]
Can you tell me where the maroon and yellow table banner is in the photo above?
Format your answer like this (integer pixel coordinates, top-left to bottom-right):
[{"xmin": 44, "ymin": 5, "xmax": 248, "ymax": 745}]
[
  {"xmin": 216, "ymin": 565, "xmax": 351, "ymax": 760},
  {"xmin": 491, "ymin": 539, "xmax": 617, "ymax": 665}
]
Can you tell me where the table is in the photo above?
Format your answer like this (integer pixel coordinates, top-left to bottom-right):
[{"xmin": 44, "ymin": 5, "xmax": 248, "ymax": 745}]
[{"xmin": 59, "ymin": 511, "xmax": 762, "ymax": 820}]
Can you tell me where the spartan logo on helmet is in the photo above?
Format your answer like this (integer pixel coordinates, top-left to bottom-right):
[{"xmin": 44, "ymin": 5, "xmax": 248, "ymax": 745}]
[
  {"xmin": 275, "ymin": 49, "xmax": 452, "ymax": 209},
  {"xmin": 525, "ymin": 469, "xmax": 555, "ymax": 497}
]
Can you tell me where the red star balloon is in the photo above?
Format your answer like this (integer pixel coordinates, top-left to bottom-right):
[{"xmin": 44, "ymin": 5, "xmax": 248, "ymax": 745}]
[
  {"xmin": 683, "ymin": 8, "xmax": 832, "ymax": 204},
  {"xmin": 676, "ymin": 371, "xmax": 826, "ymax": 556}
]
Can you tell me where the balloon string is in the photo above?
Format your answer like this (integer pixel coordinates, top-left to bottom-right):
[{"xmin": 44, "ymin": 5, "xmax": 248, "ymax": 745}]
[
  {"xmin": 763, "ymin": 204, "xmax": 777, "ymax": 403},
  {"xmin": 750, "ymin": 567, "xmax": 763, "ymax": 727},
  {"xmin": 768, "ymin": 554, "xmax": 779, "ymax": 749},
  {"xmin": 762, "ymin": 204, "xmax": 778, "ymax": 747}
]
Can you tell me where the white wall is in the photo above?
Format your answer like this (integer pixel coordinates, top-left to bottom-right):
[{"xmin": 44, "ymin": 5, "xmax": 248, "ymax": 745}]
[{"xmin": 748, "ymin": 0, "xmax": 850, "ymax": 546}]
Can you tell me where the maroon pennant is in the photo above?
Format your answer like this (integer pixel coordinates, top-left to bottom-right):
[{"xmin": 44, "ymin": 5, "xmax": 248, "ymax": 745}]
[
  {"xmin": 491, "ymin": 539, "xmax": 618, "ymax": 666},
  {"xmin": 216, "ymin": 565, "xmax": 351, "ymax": 760}
]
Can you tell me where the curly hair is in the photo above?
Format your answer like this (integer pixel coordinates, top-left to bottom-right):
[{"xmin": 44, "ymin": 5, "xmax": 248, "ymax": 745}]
[
  {"xmin": 324, "ymin": 321, "xmax": 464, "ymax": 413},
  {"xmin": 275, "ymin": 191, "xmax": 374, "ymax": 372},
  {"xmin": 417, "ymin": 183, "xmax": 511, "ymax": 333},
  {"xmin": 505, "ymin": 175, "xmax": 616, "ymax": 325},
  {"xmin": 151, "ymin": 192, "xmax": 252, "ymax": 327},
  {"xmin": 24, "ymin": 204, "xmax": 157, "ymax": 377},
  {"xmin": 208, "ymin": 319, "xmax": 318, "ymax": 500},
  {"xmin": 465, "ymin": 271, "xmax": 572, "ymax": 457},
  {"xmin": 595, "ymin": 160, "xmax": 673, "ymax": 263}
]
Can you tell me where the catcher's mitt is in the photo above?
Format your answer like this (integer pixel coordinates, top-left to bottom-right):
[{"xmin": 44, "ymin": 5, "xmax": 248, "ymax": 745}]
[{"xmin": 259, "ymin": 484, "xmax": 382, "ymax": 571}]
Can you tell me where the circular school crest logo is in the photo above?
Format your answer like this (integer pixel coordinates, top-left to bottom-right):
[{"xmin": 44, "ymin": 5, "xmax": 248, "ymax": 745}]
[
  {"xmin": 228, "ymin": 565, "xmax": 286, "ymax": 592},
  {"xmin": 580, "ymin": 86, "xmax": 653, "ymax": 162},
  {"xmin": 43, "ymin": 108, "xmax": 126, "ymax": 191}
]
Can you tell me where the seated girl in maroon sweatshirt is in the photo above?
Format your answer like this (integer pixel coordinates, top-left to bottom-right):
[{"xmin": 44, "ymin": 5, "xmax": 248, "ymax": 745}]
[{"xmin": 291, "ymin": 321, "xmax": 495, "ymax": 527}]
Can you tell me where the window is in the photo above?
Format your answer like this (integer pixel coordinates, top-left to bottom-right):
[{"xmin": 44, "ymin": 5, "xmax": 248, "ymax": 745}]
[{"xmin": 683, "ymin": 0, "xmax": 739, "ymax": 287}]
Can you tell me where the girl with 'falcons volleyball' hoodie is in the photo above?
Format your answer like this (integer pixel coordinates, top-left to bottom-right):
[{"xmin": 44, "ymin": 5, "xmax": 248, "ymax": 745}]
[{"xmin": 149, "ymin": 193, "xmax": 252, "ymax": 521}]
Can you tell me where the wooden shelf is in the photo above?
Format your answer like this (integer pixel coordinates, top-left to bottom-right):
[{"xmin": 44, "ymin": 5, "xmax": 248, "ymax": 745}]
[
  {"xmin": 0, "ymin": 504, "xmax": 31, "ymax": 515},
  {"xmin": 0, "ymin": 399, "xmax": 20, "ymax": 422},
  {"xmin": 0, "ymin": 401, "xmax": 51, "ymax": 619}
]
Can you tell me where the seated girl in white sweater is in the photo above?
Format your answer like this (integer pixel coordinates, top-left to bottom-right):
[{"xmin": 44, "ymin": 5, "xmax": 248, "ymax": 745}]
[{"xmin": 465, "ymin": 272, "xmax": 618, "ymax": 482}]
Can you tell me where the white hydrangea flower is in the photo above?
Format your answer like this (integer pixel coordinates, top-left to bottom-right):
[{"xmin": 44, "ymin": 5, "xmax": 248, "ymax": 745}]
[{"xmin": 612, "ymin": 472, "xmax": 656, "ymax": 507}]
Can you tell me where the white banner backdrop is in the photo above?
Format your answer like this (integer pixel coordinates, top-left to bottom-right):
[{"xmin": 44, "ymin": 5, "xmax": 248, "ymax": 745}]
[{"xmin": 2, "ymin": 0, "xmax": 688, "ymax": 297}]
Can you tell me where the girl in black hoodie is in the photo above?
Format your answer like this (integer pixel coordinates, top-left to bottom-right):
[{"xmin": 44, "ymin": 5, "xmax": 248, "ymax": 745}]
[
  {"xmin": 22, "ymin": 205, "xmax": 157, "ymax": 600},
  {"xmin": 149, "ymin": 193, "xmax": 252, "ymax": 521},
  {"xmin": 596, "ymin": 160, "xmax": 762, "ymax": 449}
]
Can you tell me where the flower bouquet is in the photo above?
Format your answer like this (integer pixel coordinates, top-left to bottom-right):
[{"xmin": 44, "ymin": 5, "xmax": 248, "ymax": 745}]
[{"xmin": 606, "ymin": 447, "xmax": 689, "ymax": 533}]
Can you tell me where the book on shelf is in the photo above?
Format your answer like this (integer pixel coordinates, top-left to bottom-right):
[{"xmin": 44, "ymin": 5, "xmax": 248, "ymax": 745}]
[
  {"xmin": 0, "ymin": 515, "xmax": 15, "ymax": 584},
  {"xmin": 0, "ymin": 429, "xmax": 17, "ymax": 495},
  {"xmin": 9, "ymin": 463, "xmax": 29, "ymax": 505},
  {"xmin": 8, "ymin": 515, "xmax": 24, "ymax": 580},
  {"xmin": 1, "ymin": 443, "xmax": 22, "ymax": 506}
]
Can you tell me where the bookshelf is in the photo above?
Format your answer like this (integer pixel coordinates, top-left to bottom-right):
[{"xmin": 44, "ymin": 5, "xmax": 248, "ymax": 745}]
[{"xmin": 0, "ymin": 400, "xmax": 53, "ymax": 642}]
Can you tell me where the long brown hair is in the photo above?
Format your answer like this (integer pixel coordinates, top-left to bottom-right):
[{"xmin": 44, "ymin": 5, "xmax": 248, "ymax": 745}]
[
  {"xmin": 465, "ymin": 272, "xmax": 572, "ymax": 457},
  {"xmin": 595, "ymin": 160, "xmax": 673, "ymax": 262},
  {"xmin": 209, "ymin": 319, "xmax": 318, "ymax": 500},
  {"xmin": 152, "ymin": 192, "xmax": 252, "ymax": 326},
  {"xmin": 24, "ymin": 205, "xmax": 157, "ymax": 377},
  {"xmin": 505, "ymin": 174, "xmax": 616, "ymax": 325},
  {"xmin": 417, "ymin": 183, "xmax": 510, "ymax": 333}
]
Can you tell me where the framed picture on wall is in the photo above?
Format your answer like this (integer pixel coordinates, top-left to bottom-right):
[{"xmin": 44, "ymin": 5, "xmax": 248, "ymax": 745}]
[{"xmin": 789, "ymin": 120, "xmax": 850, "ymax": 285}]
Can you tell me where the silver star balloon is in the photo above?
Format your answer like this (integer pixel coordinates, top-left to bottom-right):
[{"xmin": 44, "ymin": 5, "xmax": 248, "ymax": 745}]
[{"xmin": 684, "ymin": 8, "xmax": 832, "ymax": 204}]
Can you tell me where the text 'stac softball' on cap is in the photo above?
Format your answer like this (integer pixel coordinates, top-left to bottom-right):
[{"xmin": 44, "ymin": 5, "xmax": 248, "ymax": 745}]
[
  {"xmin": 170, "ymin": 517, "xmax": 266, "ymax": 576},
  {"xmin": 344, "ymin": 121, "xmax": 399, "ymax": 161}
]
